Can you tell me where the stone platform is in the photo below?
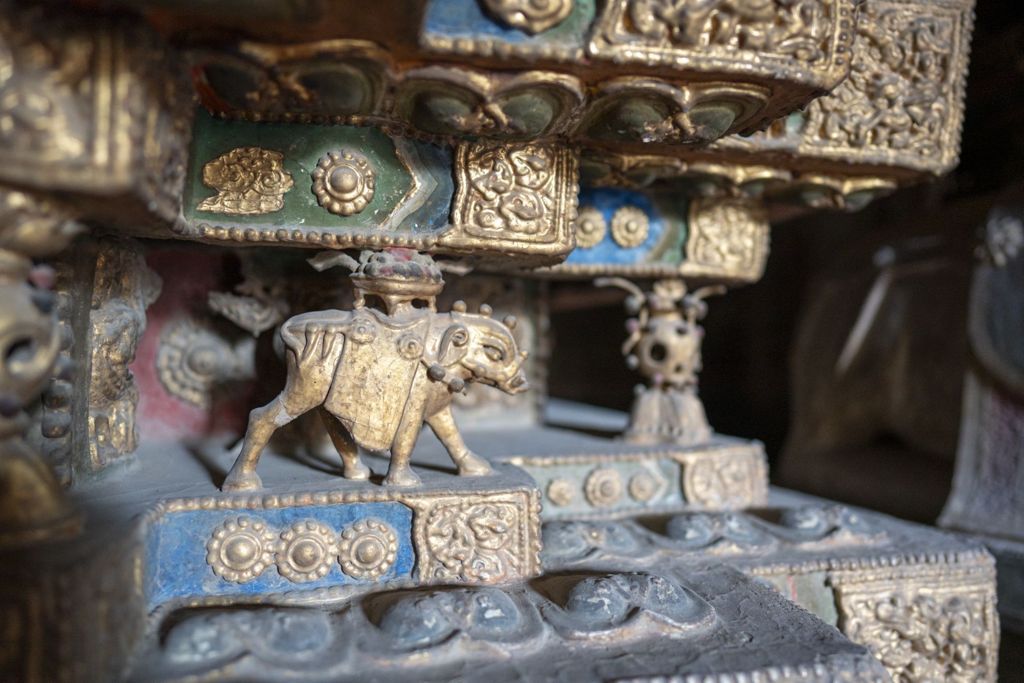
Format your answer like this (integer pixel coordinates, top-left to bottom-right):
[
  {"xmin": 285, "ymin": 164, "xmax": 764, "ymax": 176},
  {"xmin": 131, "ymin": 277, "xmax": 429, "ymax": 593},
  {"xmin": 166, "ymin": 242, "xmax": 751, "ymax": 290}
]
[
  {"xmin": 541, "ymin": 493, "xmax": 1000, "ymax": 682},
  {"xmin": 130, "ymin": 561, "xmax": 888, "ymax": 683}
]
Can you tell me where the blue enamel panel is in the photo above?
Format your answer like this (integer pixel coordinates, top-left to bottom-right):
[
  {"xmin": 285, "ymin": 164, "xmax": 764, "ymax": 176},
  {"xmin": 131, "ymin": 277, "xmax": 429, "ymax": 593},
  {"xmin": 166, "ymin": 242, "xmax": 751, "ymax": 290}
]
[
  {"xmin": 422, "ymin": 0, "xmax": 595, "ymax": 45},
  {"xmin": 145, "ymin": 501, "xmax": 415, "ymax": 609},
  {"xmin": 567, "ymin": 188, "xmax": 672, "ymax": 265}
]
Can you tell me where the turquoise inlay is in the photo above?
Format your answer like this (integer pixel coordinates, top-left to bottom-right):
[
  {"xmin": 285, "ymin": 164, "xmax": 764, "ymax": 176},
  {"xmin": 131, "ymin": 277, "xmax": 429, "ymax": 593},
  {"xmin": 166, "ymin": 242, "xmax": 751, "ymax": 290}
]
[
  {"xmin": 567, "ymin": 188, "xmax": 669, "ymax": 265},
  {"xmin": 422, "ymin": 0, "xmax": 595, "ymax": 46},
  {"xmin": 145, "ymin": 501, "xmax": 415, "ymax": 609}
]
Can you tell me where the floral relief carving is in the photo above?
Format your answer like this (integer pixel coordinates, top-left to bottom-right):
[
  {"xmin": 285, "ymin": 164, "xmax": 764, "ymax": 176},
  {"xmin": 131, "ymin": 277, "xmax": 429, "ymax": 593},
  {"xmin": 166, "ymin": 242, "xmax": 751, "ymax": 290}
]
[
  {"xmin": 422, "ymin": 500, "xmax": 523, "ymax": 583},
  {"xmin": 838, "ymin": 588, "xmax": 996, "ymax": 682}
]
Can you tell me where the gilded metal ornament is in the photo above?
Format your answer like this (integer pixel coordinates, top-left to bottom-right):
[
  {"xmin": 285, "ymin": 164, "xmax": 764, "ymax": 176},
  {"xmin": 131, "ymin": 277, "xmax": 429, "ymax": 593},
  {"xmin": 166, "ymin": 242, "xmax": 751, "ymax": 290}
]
[
  {"xmin": 441, "ymin": 140, "xmax": 579, "ymax": 261},
  {"xmin": 833, "ymin": 561, "xmax": 999, "ymax": 682},
  {"xmin": 597, "ymin": 278, "xmax": 724, "ymax": 446},
  {"xmin": 0, "ymin": 189, "xmax": 80, "ymax": 545},
  {"xmin": 583, "ymin": 0, "xmax": 859, "ymax": 140},
  {"xmin": 700, "ymin": 0, "xmax": 977, "ymax": 186},
  {"xmin": 338, "ymin": 518, "xmax": 399, "ymax": 580},
  {"xmin": 589, "ymin": 0, "xmax": 856, "ymax": 91},
  {"xmin": 457, "ymin": 142, "xmax": 559, "ymax": 236},
  {"xmin": 797, "ymin": 0, "xmax": 972, "ymax": 172},
  {"xmin": 156, "ymin": 319, "xmax": 255, "ymax": 408},
  {"xmin": 0, "ymin": 4, "xmax": 191, "ymax": 223},
  {"xmin": 584, "ymin": 468, "xmax": 624, "ymax": 507},
  {"xmin": 395, "ymin": 67, "xmax": 584, "ymax": 139},
  {"xmin": 686, "ymin": 198, "xmax": 769, "ymax": 276},
  {"xmin": 682, "ymin": 456, "xmax": 763, "ymax": 508},
  {"xmin": 311, "ymin": 149, "xmax": 375, "ymax": 216},
  {"xmin": 192, "ymin": 13, "xmax": 860, "ymax": 148},
  {"xmin": 276, "ymin": 520, "xmax": 339, "ymax": 583},
  {"xmin": 546, "ymin": 479, "xmax": 575, "ymax": 507},
  {"xmin": 206, "ymin": 517, "xmax": 277, "ymax": 583},
  {"xmin": 223, "ymin": 251, "xmax": 529, "ymax": 491},
  {"xmin": 574, "ymin": 205, "xmax": 607, "ymax": 248},
  {"xmin": 508, "ymin": 441, "xmax": 768, "ymax": 519},
  {"xmin": 423, "ymin": 500, "xmax": 523, "ymax": 583},
  {"xmin": 197, "ymin": 147, "xmax": 294, "ymax": 215},
  {"xmin": 87, "ymin": 240, "xmax": 161, "ymax": 470},
  {"xmin": 610, "ymin": 205, "xmax": 649, "ymax": 248},
  {"xmin": 0, "ymin": 1, "xmax": 994, "ymax": 681},
  {"xmin": 480, "ymin": 0, "xmax": 574, "ymax": 34},
  {"xmin": 628, "ymin": 472, "xmax": 659, "ymax": 503}
]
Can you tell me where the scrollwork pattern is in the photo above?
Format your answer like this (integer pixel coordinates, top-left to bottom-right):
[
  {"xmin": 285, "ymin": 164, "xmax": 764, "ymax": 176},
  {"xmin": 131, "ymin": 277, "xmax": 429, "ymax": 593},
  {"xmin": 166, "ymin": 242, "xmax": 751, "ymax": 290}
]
[
  {"xmin": 461, "ymin": 143, "xmax": 556, "ymax": 236},
  {"xmin": 423, "ymin": 501, "xmax": 522, "ymax": 583},
  {"xmin": 445, "ymin": 140, "xmax": 578, "ymax": 256}
]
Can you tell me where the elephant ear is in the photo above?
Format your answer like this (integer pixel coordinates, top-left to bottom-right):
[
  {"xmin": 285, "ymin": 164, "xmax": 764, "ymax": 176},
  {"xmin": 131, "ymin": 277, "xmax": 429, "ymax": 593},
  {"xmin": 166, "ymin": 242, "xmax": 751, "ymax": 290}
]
[{"xmin": 438, "ymin": 324, "xmax": 470, "ymax": 367}]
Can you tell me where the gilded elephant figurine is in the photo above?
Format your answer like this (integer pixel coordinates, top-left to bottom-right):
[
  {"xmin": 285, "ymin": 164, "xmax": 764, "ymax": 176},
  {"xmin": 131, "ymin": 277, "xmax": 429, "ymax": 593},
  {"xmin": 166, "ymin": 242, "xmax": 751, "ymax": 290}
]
[{"xmin": 222, "ymin": 301, "xmax": 528, "ymax": 490}]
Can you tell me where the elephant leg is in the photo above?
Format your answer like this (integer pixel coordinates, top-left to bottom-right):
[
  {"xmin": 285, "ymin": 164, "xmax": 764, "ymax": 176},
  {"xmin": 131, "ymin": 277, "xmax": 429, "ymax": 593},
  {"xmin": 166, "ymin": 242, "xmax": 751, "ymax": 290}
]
[
  {"xmin": 223, "ymin": 329, "xmax": 339, "ymax": 491},
  {"xmin": 384, "ymin": 411, "xmax": 423, "ymax": 488},
  {"xmin": 223, "ymin": 398, "xmax": 288, "ymax": 491},
  {"xmin": 426, "ymin": 406, "xmax": 492, "ymax": 477},
  {"xmin": 319, "ymin": 407, "xmax": 369, "ymax": 480}
]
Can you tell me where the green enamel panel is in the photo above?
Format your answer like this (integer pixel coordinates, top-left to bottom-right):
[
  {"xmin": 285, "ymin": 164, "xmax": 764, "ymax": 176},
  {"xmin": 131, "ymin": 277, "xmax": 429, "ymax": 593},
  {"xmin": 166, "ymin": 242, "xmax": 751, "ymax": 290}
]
[{"xmin": 184, "ymin": 110, "xmax": 438, "ymax": 233}]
